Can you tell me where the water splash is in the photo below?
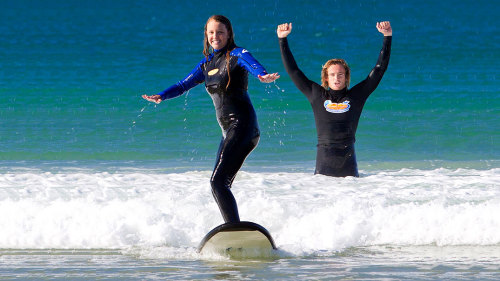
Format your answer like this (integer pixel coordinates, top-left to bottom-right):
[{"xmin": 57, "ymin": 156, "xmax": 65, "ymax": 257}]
[
  {"xmin": 131, "ymin": 101, "xmax": 156, "ymax": 128},
  {"xmin": 263, "ymin": 83, "xmax": 289, "ymax": 146},
  {"xmin": 127, "ymin": 98, "xmax": 158, "ymax": 141}
]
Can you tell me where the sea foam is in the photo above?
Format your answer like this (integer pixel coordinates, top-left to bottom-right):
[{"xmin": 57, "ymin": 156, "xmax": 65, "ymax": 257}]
[{"xmin": 0, "ymin": 168, "xmax": 498, "ymax": 257}]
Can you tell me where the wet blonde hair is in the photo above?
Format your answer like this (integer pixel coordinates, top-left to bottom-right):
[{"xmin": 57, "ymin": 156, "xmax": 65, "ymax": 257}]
[
  {"xmin": 321, "ymin": 59, "xmax": 350, "ymax": 89},
  {"xmin": 203, "ymin": 15, "xmax": 237, "ymax": 90}
]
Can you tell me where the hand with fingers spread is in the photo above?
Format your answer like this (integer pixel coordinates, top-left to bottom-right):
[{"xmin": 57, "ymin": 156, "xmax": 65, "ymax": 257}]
[
  {"xmin": 141, "ymin": 94, "xmax": 162, "ymax": 104},
  {"xmin": 258, "ymin": 73, "xmax": 280, "ymax": 83}
]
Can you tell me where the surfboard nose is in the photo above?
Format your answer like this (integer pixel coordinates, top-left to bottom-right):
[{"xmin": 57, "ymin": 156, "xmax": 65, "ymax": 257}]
[{"xmin": 197, "ymin": 221, "xmax": 277, "ymax": 258}]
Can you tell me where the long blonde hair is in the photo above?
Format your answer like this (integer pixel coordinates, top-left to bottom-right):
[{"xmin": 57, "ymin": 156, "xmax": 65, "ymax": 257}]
[
  {"xmin": 321, "ymin": 59, "xmax": 350, "ymax": 89},
  {"xmin": 203, "ymin": 15, "xmax": 237, "ymax": 90}
]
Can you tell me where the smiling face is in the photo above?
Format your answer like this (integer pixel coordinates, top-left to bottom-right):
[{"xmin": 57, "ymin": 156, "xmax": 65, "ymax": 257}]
[
  {"xmin": 206, "ymin": 20, "xmax": 229, "ymax": 50},
  {"xmin": 327, "ymin": 64, "xmax": 347, "ymax": 90}
]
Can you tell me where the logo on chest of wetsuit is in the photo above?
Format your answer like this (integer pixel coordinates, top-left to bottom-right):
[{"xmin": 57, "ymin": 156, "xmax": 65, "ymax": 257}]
[
  {"xmin": 324, "ymin": 100, "xmax": 350, "ymax": 113},
  {"xmin": 208, "ymin": 68, "xmax": 219, "ymax": 76}
]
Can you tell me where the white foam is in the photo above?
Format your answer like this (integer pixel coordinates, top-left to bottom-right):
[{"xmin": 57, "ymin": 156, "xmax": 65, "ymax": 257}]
[{"xmin": 0, "ymin": 168, "xmax": 499, "ymax": 257}]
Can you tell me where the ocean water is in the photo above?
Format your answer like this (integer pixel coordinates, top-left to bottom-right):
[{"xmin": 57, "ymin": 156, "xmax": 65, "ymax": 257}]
[{"xmin": 1, "ymin": 0, "xmax": 499, "ymax": 280}]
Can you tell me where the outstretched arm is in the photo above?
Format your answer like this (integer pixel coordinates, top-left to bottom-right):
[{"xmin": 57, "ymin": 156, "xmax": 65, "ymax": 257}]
[
  {"xmin": 234, "ymin": 48, "xmax": 280, "ymax": 83},
  {"xmin": 142, "ymin": 60, "xmax": 206, "ymax": 104}
]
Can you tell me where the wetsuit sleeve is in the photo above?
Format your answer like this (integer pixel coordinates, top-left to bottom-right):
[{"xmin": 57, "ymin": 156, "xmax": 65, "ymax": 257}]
[
  {"xmin": 351, "ymin": 36, "xmax": 392, "ymax": 99},
  {"xmin": 233, "ymin": 48, "xmax": 268, "ymax": 77},
  {"xmin": 158, "ymin": 59, "xmax": 205, "ymax": 100},
  {"xmin": 279, "ymin": 37, "xmax": 316, "ymax": 98}
]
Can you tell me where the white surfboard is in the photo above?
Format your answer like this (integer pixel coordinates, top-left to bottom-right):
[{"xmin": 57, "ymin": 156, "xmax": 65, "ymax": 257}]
[{"xmin": 197, "ymin": 221, "xmax": 277, "ymax": 258}]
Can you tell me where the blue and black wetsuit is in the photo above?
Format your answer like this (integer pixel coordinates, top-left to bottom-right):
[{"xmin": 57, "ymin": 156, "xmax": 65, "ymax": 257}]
[
  {"xmin": 279, "ymin": 36, "xmax": 391, "ymax": 177},
  {"xmin": 158, "ymin": 46, "xmax": 268, "ymax": 222}
]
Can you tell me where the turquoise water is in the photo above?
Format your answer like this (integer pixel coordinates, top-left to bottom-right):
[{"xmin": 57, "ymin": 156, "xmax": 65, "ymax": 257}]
[
  {"xmin": 1, "ymin": 0, "xmax": 499, "ymax": 280},
  {"xmin": 1, "ymin": 0, "xmax": 498, "ymax": 167}
]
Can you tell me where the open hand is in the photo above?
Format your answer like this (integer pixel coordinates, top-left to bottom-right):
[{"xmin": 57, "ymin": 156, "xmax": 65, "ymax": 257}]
[
  {"xmin": 258, "ymin": 73, "xmax": 280, "ymax": 83},
  {"xmin": 142, "ymin": 94, "xmax": 162, "ymax": 104}
]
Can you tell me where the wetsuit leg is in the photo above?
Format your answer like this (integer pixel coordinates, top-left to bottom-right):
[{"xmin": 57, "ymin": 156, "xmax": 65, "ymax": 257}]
[
  {"xmin": 210, "ymin": 126, "xmax": 260, "ymax": 223},
  {"xmin": 315, "ymin": 143, "xmax": 359, "ymax": 177}
]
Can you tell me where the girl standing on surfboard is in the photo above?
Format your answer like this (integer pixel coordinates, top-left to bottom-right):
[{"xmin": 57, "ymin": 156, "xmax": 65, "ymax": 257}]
[
  {"xmin": 277, "ymin": 21, "xmax": 392, "ymax": 177},
  {"xmin": 143, "ymin": 15, "xmax": 279, "ymax": 223}
]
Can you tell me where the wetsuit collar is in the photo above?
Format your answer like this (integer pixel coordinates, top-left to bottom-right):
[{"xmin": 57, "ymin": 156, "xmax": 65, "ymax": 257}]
[
  {"xmin": 213, "ymin": 46, "xmax": 229, "ymax": 53},
  {"xmin": 328, "ymin": 87, "xmax": 348, "ymax": 98}
]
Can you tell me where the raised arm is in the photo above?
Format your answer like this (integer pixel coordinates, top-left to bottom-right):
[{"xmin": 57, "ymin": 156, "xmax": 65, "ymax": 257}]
[
  {"xmin": 353, "ymin": 21, "xmax": 392, "ymax": 97},
  {"xmin": 277, "ymin": 23, "xmax": 316, "ymax": 95}
]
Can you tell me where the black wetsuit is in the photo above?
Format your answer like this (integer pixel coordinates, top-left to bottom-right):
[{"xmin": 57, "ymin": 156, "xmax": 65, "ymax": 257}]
[
  {"xmin": 279, "ymin": 36, "xmax": 391, "ymax": 177},
  {"xmin": 158, "ymin": 46, "xmax": 268, "ymax": 222}
]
